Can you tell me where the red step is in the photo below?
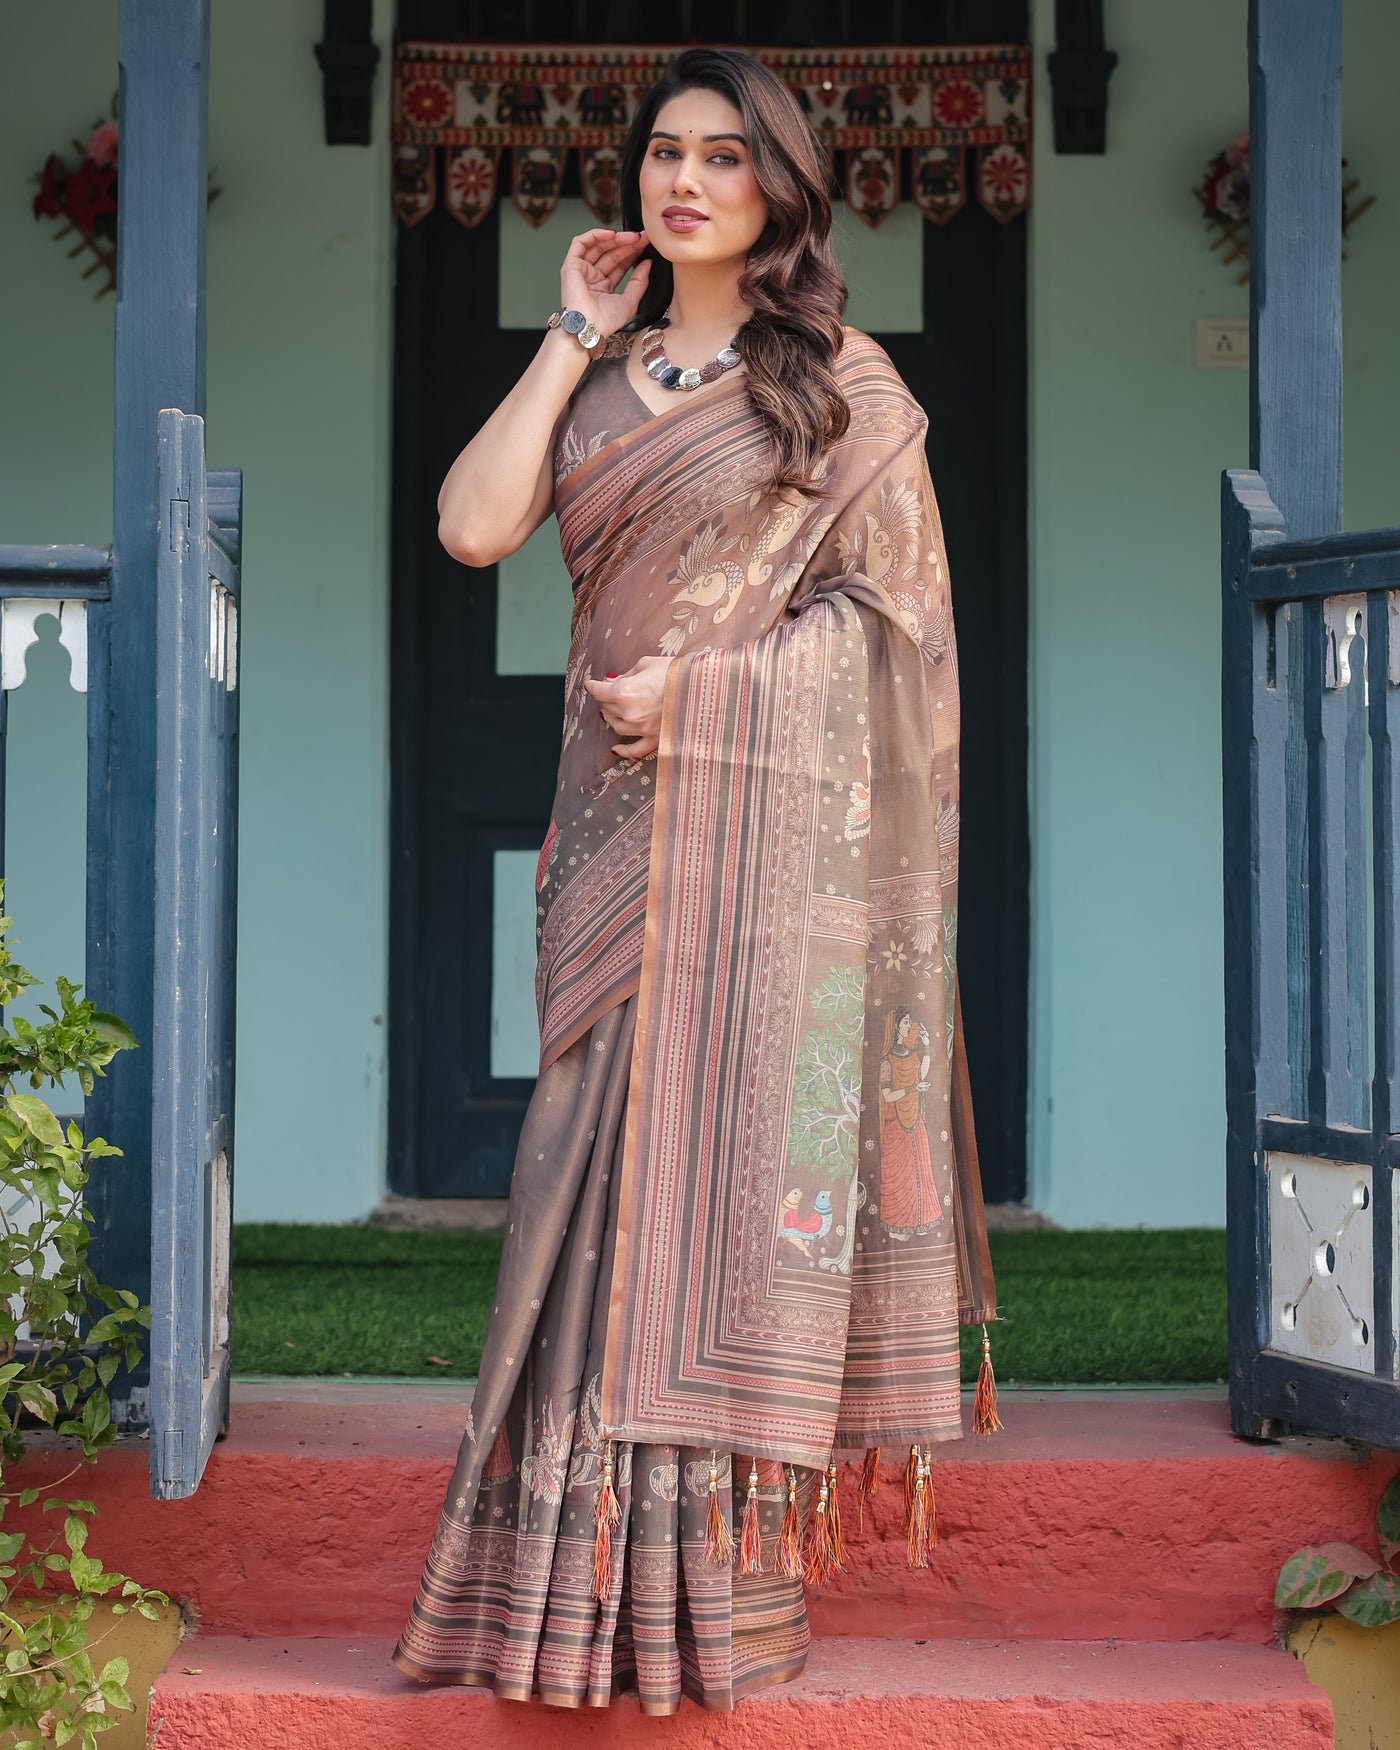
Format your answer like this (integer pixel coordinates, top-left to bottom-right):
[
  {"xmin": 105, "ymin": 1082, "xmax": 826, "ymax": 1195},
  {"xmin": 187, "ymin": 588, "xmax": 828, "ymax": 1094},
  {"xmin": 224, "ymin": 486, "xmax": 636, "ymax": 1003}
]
[
  {"xmin": 146, "ymin": 1634, "xmax": 1333, "ymax": 1749},
  {"xmin": 11, "ymin": 1387, "xmax": 1396, "ymax": 1645}
]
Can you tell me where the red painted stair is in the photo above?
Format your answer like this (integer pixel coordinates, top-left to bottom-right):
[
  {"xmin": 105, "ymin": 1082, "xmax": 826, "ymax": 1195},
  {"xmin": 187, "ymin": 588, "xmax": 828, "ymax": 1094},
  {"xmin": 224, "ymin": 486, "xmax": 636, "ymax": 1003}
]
[
  {"xmin": 16, "ymin": 1385, "xmax": 1381, "ymax": 1744},
  {"xmin": 147, "ymin": 1634, "xmax": 1333, "ymax": 1750}
]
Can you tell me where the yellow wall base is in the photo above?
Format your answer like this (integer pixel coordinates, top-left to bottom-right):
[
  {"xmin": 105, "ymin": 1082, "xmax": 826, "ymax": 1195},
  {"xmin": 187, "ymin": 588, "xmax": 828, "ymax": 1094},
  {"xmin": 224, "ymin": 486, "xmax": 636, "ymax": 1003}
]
[
  {"xmin": 1287, "ymin": 1612, "xmax": 1400, "ymax": 1750},
  {"xmin": 1, "ymin": 1600, "xmax": 183, "ymax": 1750}
]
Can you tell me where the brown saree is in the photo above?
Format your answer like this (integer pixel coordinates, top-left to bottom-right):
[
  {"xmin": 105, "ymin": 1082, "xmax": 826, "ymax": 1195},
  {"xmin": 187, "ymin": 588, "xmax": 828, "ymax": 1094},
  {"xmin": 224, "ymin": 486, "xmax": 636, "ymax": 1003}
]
[{"xmin": 392, "ymin": 329, "xmax": 996, "ymax": 1713}]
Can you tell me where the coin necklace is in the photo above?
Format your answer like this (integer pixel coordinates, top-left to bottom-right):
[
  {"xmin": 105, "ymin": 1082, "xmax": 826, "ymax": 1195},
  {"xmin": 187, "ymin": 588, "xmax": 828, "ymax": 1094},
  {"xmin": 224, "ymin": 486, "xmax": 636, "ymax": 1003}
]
[{"xmin": 639, "ymin": 308, "xmax": 743, "ymax": 392}]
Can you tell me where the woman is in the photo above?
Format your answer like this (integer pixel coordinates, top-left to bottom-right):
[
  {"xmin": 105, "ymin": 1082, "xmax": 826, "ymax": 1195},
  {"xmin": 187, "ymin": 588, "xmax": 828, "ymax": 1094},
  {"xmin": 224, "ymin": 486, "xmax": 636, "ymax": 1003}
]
[
  {"xmin": 878, "ymin": 1006, "xmax": 944, "ymax": 1239},
  {"xmin": 392, "ymin": 47, "xmax": 997, "ymax": 1715}
]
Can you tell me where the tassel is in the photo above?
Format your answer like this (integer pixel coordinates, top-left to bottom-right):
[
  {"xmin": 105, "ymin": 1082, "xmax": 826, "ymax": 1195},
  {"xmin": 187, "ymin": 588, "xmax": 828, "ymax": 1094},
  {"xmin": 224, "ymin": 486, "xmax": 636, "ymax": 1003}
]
[
  {"xmin": 859, "ymin": 1446, "xmax": 881, "ymax": 1499},
  {"xmin": 905, "ymin": 1447, "xmax": 930, "ymax": 1570},
  {"xmin": 703, "ymin": 1451, "xmax": 734, "ymax": 1567},
  {"xmin": 826, "ymin": 1461, "xmax": 845, "ymax": 1571},
  {"xmin": 775, "ymin": 1467, "xmax": 803, "ymax": 1580},
  {"xmin": 739, "ymin": 1459, "xmax": 763, "ymax": 1575},
  {"xmin": 858, "ymin": 1446, "xmax": 880, "ymax": 1532},
  {"xmin": 920, "ymin": 1445, "xmax": 939, "ymax": 1561},
  {"xmin": 973, "ymin": 1324, "xmax": 1003, "ymax": 1435},
  {"xmin": 592, "ymin": 1442, "xmax": 621, "ymax": 1602},
  {"xmin": 803, "ymin": 1466, "xmax": 840, "ymax": 1586},
  {"xmin": 903, "ymin": 1443, "xmax": 920, "ymax": 1529}
]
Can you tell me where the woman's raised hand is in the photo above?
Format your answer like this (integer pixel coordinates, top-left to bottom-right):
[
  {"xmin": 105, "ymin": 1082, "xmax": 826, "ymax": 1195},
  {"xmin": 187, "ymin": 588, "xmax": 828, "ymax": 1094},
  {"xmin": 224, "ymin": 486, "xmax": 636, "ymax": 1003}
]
[{"xmin": 560, "ymin": 229, "xmax": 653, "ymax": 337}]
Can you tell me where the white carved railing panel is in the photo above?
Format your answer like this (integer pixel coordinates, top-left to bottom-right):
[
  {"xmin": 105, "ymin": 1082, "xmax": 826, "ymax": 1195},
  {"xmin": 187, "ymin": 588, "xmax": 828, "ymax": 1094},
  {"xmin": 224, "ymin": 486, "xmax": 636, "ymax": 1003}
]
[
  {"xmin": 1267, "ymin": 1151, "xmax": 1378, "ymax": 1372},
  {"xmin": 0, "ymin": 598, "xmax": 88, "ymax": 692}
]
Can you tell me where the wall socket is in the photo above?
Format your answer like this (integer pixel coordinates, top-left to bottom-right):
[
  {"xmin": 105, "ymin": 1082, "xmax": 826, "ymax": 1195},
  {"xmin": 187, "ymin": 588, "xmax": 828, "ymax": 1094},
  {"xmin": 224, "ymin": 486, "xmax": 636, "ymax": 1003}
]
[{"xmin": 1197, "ymin": 316, "xmax": 1249, "ymax": 369}]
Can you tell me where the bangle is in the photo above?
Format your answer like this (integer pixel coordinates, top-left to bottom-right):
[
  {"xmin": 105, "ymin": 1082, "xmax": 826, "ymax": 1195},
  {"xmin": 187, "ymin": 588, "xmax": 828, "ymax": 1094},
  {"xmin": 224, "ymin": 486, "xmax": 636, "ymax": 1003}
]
[{"xmin": 547, "ymin": 308, "xmax": 603, "ymax": 352}]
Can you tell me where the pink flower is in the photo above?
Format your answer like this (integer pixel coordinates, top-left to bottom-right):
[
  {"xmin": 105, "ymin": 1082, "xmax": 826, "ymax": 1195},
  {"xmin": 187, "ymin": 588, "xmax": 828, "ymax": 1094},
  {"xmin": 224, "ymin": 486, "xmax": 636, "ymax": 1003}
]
[
  {"xmin": 1224, "ymin": 129, "xmax": 1249, "ymax": 168},
  {"xmin": 86, "ymin": 120, "xmax": 119, "ymax": 167}
]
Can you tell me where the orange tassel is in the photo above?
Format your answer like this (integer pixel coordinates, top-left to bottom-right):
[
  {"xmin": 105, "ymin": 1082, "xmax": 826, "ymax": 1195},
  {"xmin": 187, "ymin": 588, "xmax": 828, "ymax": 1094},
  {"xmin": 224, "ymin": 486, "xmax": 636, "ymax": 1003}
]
[
  {"xmin": 921, "ymin": 1445, "xmax": 939, "ymax": 1561},
  {"xmin": 592, "ymin": 1443, "xmax": 621, "ymax": 1602},
  {"xmin": 858, "ymin": 1446, "xmax": 880, "ymax": 1531},
  {"xmin": 776, "ymin": 1467, "xmax": 803, "ymax": 1580},
  {"xmin": 973, "ymin": 1325, "xmax": 1003, "ymax": 1435},
  {"xmin": 803, "ymin": 1467, "xmax": 840, "ymax": 1586},
  {"xmin": 905, "ymin": 1447, "xmax": 930, "ymax": 1570},
  {"xmin": 738, "ymin": 1460, "xmax": 763, "ymax": 1575},
  {"xmin": 826, "ymin": 1461, "xmax": 846, "ymax": 1571},
  {"xmin": 903, "ymin": 1443, "xmax": 920, "ymax": 1528},
  {"xmin": 703, "ymin": 1452, "xmax": 734, "ymax": 1567},
  {"xmin": 859, "ymin": 1446, "xmax": 881, "ymax": 1498}
]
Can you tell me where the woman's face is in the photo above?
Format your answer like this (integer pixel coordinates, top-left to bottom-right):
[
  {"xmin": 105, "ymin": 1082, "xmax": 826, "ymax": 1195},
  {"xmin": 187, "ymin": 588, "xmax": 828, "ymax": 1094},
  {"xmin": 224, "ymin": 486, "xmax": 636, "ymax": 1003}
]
[{"xmin": 638, "ymin": 87, "xmax": 770, "ymax": 273}]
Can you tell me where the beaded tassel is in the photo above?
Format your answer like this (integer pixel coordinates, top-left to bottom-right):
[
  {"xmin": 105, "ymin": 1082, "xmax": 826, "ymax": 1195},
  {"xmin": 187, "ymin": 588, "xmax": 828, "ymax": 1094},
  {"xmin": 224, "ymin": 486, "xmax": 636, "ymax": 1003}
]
[
  {"xmin": 920, "ymin": 1444, "xmax": 939, "ymax": 1562},
  {"xmin": 703, "ymin": 1451, "xmax": 734, "ymax": 1567},
  {"xmin": 974, "ymin": 1325, "xmax": 1003, "ymax": 1434},
  {"xmin": 905, "ymin": 1446, "xmax": 930, "ymax": 1570},
  {"xmin": 903, "ymin": 1443, "xmax": 920, "ymax": 1529},
  {"xmin": 592, "ymin": 1442, "xmax": 621, "ymax": 1602},
  {"xmin": 739, "ymin": 1459, "xmax": 763, "ymax": 1575},
  {"xmin": 775, "ymin": 1467, "xmax": 803, "ymax": 1579},
  {"xmin": 804, "ymin": 1467, "xmax": 842, "ymax": 1586},
  {"xmin": 826, "ymin": 1461, "xmax": 845, "ymax": 1571}
]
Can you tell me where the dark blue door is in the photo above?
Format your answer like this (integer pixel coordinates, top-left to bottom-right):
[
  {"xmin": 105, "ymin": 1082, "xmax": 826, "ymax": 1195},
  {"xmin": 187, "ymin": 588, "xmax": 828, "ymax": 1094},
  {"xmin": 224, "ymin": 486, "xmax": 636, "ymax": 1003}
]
[{"xmin": 149, "ymin": 411, "xmax": 242, "ymax": 1498}]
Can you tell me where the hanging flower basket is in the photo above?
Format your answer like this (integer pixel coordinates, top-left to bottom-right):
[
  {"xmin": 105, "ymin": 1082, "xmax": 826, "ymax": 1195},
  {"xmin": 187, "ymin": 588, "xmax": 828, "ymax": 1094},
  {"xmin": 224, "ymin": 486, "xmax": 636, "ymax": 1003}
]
[
  {"xmin": 32, "ymin": 104, "xmax": 220, "ymax": 299},
  {"xmin": 1194, "ymin": 128, "xmax": 1375, "ymax": 284}
]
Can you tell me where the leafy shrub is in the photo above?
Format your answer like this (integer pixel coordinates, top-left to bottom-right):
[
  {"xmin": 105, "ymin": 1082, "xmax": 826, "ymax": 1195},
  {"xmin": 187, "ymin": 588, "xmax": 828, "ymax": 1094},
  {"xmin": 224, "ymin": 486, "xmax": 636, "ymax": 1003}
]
[{"xmin": 0, "ymin": 892, "xmax": 167, "ymax": 1746}]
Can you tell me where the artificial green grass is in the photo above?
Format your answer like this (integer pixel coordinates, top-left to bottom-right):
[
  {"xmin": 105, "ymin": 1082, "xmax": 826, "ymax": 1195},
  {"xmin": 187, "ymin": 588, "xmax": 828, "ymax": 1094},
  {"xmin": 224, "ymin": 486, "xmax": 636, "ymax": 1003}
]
[
  {"xmin": 230, "ymin": 1223, "xmax": 1228, "ymax": 1385},
  {"xmin": 965, "ymin": 1227, "xmax": 1227, "ymax": 1385},
  {"xmin": 231, "ymin": 1224, "xmax": 505, "ymax": 1379}
]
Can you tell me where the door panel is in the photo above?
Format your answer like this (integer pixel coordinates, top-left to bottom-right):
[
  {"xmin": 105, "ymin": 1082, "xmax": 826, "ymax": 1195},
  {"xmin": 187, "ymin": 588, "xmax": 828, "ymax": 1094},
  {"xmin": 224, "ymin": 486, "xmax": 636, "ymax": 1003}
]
[
  {"xmin": 389, "ymin": 2, "xmax": 1029, "ymax": 1203},
  {"xmin": 150, "ymin": 410, "xmax": 241, "ymax": 1498}
]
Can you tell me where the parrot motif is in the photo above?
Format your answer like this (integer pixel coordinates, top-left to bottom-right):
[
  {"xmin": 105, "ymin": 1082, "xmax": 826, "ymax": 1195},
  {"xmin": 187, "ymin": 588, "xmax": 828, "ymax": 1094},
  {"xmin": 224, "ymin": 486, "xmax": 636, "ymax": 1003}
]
[{"xmin": 778, "ymin": 1187, "xmax": 834, "ymax": 1259}]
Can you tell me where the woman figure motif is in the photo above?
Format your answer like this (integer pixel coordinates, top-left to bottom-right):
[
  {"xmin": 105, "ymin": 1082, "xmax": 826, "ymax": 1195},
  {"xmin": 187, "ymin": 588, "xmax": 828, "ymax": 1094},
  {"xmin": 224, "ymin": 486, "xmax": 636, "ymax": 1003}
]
[{"xmin": 877, "ymin": 1005, "xmax": 943, "ymax": 1238}]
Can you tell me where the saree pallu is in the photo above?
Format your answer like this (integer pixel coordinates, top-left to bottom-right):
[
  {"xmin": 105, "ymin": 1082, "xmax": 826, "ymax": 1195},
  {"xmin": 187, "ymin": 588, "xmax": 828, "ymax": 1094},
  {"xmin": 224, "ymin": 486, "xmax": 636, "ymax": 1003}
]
[{"xmin": 393, "ymin": 330, "xmax": 996, "ymax": 1712}]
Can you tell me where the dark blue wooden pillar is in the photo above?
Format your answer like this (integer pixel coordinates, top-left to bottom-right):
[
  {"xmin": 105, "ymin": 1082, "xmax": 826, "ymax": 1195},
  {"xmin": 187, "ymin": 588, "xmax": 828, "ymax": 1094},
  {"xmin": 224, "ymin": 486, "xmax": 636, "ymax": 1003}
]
[
  {"xmin": 1249, "ymin": 0, "xmax": 1342, "ymax": 537},
  {"xmin": 87, "ymin": 0, "xmax": 210, "ymax": 1421}
]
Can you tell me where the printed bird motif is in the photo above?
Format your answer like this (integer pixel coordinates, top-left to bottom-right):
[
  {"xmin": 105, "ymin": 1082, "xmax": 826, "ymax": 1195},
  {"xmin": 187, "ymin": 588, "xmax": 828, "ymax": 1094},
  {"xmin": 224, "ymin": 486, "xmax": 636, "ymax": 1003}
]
[{"xmin": 778, "ymin": 1188, "xmax": 834, "ymax": 1258}]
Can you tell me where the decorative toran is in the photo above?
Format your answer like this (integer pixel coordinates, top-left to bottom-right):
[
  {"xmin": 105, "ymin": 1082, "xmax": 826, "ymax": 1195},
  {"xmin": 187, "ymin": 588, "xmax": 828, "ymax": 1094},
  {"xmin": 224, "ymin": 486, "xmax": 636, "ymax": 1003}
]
[{"xmin": 392, "ymin": 42, "xmax": 1031, "ymax": 232}]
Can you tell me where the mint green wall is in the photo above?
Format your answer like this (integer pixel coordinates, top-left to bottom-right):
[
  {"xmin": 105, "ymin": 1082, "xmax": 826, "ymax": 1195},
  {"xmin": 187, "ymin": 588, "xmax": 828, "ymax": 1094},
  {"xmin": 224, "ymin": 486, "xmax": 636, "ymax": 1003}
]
[
  {"xmin": 0, "ymin": 4, "xmax": 116, "ymax": 1029},
  {"xmin": 4, "ymin": 4, "xmax": 1397, "ymax": 1228},
  {"xmin": 0, "ymin": 1, "xmax": 393, "ymax": 1220},
  {"xmin": 1026, "ymin": 0, "xmax": 1399, "ymax": 1226}
]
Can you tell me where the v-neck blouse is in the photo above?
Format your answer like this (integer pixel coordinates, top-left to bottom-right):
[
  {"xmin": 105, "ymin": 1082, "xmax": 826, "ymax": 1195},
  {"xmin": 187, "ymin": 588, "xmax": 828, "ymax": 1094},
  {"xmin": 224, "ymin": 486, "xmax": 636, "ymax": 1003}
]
[{"xmin": 552, "ymin": 334, "xmax": 747, "ymax": 492}]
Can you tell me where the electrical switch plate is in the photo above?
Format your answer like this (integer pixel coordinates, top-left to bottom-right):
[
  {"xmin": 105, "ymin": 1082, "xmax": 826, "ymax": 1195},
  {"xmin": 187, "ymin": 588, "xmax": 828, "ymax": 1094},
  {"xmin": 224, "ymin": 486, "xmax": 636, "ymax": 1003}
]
[{"xmin": 1197, "ymin": 316, "xmax": 1249, "ymax": 368}]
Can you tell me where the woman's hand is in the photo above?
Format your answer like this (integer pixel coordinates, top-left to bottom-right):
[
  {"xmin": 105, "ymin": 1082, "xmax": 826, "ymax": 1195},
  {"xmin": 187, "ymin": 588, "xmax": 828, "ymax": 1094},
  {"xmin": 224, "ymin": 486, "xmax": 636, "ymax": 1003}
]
[
  {"xmin": 561, "ymin": 229, "xmax": 653, "ymax": 337},
  {"xmin": 584, "ymin": 655, "xmax": 674, "ymax": 759}
]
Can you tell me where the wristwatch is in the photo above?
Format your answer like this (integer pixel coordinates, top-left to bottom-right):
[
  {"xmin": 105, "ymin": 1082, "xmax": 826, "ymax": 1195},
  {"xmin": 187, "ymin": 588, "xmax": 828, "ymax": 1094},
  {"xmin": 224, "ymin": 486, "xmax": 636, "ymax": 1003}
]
[{"xmin": 548, "ymin": 307, "xmax": 603, "ymax": 352}]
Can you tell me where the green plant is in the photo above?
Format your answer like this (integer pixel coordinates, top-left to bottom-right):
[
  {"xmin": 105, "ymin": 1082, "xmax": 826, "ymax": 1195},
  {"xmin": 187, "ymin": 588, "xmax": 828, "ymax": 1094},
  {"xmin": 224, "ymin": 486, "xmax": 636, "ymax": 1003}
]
[
  {"xmin": 0, "ymin": 890, "xmax": 167, "ymax": 1746},
  {"xmin": 1275, "ymin": 1472, "xmax": 1400, "ymax": 1627}
]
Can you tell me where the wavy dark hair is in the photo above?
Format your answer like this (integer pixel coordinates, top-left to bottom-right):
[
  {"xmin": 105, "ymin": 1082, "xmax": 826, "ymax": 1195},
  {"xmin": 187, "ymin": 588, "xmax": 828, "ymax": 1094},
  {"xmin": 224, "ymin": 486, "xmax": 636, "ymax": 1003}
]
[{"xmin": 619, "ymin": 48, "xmax": 850, "ymax": 493}]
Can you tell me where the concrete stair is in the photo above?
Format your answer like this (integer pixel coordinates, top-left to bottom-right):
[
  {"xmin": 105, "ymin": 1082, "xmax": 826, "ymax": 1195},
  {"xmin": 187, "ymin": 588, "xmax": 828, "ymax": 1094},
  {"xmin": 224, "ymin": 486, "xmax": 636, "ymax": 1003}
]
[{"xmin": 15, "ymin": 1384, "xmax": 1391, "ymax": 1744}]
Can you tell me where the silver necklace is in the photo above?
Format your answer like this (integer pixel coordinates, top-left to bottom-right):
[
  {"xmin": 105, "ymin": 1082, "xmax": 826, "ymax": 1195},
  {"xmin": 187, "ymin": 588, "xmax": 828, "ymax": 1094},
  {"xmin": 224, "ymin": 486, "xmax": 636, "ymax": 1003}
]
[{"xmin": 639, "ymin": 309, "xmax": 742, "ymax": 392}]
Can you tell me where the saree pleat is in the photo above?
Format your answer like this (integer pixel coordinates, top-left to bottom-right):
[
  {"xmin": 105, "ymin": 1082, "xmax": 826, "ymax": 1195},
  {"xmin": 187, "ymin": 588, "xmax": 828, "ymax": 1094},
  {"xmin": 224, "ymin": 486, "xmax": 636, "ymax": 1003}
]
[
  {"xmin": 392, "ymin": 993, "xmax": 816, "ymax": 1711},
  {"xmin": 394, "ymin": 328, "xmax": 996, "ymax": 1711}
]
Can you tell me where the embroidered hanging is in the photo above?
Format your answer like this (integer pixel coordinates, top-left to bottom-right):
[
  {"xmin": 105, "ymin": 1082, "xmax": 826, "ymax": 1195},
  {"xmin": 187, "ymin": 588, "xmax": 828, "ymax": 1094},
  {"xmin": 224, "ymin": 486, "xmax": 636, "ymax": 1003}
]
[{"xmin": 392, "ymin": 42, "xmax": 1031, "ymax": 232}]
